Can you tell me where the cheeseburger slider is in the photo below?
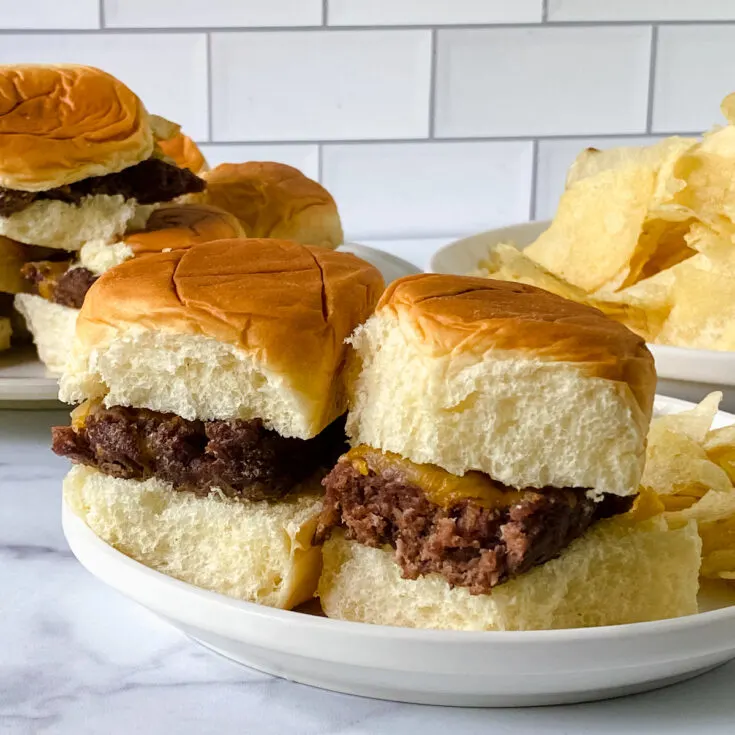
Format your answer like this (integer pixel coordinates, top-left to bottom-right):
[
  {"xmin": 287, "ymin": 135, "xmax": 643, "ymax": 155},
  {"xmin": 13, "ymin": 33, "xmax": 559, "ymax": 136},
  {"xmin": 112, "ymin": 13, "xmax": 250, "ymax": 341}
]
[
  {"xmin": 15, "ymin": 204, "xmax": 243, "ymax": 373},
  {"xmin": 0, "ymin": 64, "xmax": 204, "ymax": 251},
  {"xmin": 158, "ymin": 131, "xmax": 209, "ymax": 175},
  {"xmin": 316, "ymin": 274, "xmax": 701, "ymax": 630},
  {"xmin": 54, "ymin": 238, "xmax": 384, "ymax": 608},
  {"xmin": 190, "ymin": 161, "xmax": 343, "ymax": 249}
]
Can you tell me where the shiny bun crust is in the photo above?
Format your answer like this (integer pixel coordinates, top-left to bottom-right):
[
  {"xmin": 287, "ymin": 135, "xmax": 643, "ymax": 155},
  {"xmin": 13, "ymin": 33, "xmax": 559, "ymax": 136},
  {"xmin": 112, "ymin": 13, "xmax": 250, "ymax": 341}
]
[
  {"xmin": 157, "ymin": 132, "xmax": 208, "ymax": 174},
  {"xmin": 378, "ymin": 274, "xmax": 655, "ymax": 418},
  {"xmin": 61, "ymin": 239, "xmax": 384, "ymax": 437},
  {"xmin": 124, "ymin": 203, "xmax": 244, "ymax": 255},
  {"xmin": 0, "ymin": 64, "xmax": 153, "ymax": 191},
  {"xmin": 196, "ymin": 162, "xmax": 344, "ymax": 249}
]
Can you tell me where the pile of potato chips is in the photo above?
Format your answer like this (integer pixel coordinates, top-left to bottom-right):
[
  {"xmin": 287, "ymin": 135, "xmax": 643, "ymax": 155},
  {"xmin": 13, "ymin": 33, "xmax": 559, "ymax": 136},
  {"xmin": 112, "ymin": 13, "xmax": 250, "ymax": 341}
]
[
  {"xmin": 638, "ymin": 393, "xmax": 735, "ymax": 580},
  {"xmin": 475, "ymin": 93, "xmax": 735, "ymax": 349}
]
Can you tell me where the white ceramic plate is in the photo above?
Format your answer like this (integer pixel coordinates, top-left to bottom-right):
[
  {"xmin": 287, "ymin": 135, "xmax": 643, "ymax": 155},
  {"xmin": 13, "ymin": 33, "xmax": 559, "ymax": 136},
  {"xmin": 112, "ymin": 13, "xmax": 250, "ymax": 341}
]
[
  {"xmin": 62, "ymin": 395, "xmax": 735, "ymax": 707},
  {"xmin": 430, "ymin": 222, "xmax": 735, "ymax": 412},
  {"xmin": 0, "ymin": 245, "xmax": 417, "ymax": 408},
  {"xmin": 0, "ymin": 346, "xmax": 59, "ymax": 407},
  {"xmin": 339, "ymin": 243, "xmax": 421, "ymax": 284}
]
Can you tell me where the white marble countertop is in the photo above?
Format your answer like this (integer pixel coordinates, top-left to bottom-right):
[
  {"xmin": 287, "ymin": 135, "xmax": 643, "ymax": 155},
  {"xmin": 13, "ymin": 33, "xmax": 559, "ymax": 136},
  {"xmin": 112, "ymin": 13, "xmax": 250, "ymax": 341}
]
[{"xmin": 3, "ymin": 408, "xmax": 735, "ymax": 735}]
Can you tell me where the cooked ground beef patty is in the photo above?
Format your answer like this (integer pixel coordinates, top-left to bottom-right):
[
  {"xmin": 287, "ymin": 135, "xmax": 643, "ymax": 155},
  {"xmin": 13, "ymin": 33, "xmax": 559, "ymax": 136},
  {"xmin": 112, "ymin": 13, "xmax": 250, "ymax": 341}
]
[
  {"xmin": 52, "ymin": 405, "xmax": 348, "ymax": 501},
  {"xmin": 22, "ymin": 261, "xmax": 97, "ymax": 309},
  {"xmin": 316, "ymin": 459, "xmax": 634, "ymax": 595},
  {"xmin": 0, "ymin": 158, "xmax": 205, "ymax": 217}
]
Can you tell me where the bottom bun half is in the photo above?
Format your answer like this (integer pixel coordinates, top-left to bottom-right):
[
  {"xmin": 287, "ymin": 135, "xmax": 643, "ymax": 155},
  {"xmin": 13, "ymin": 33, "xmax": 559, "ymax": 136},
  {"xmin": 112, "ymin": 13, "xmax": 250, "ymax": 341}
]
[
  {"xmin": 319, "ymin": 519, "xmax": 702, "ymax": 631},
  {"xmin": 14, "ymin": 293, "xmax": 78, "ymax": 373},
  {"xmin": 64, "ymin": 465, "xmax": 324, "ymax": 610}
]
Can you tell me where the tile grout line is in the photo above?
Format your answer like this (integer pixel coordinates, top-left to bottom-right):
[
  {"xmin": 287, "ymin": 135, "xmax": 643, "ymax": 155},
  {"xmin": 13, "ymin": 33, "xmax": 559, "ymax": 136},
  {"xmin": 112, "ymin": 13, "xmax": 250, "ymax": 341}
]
[
  {"xmin": 529, "ymin": 139, "xmax": 539, "ymax": 220},
  {"xmin": 205, "ymin": 32, "xmax": 214, "ymax": 143},
  {"xmin": 195, "ymin": 131, "xmax": 701, "ymax": 147},
  {"xmin": 3, "ymin": 20, "xmax": 735, "ymax": 34},
  {"xmin": 646, "ymin": 25, "xmax": 659, "ymax": 134},
  {"xmin": 322, "ymin": 0, "xmax": 328, "ymax": 25},
  {"xmin": 98, "ymin": 0, "xmax": 105, "ymax": 28},
  {"xmin": 542, "ymin": 0, "xmax": 549, "ymax": 23},
  {"xmin": 428, "ymin": 29, "xmax": 438, "ymax": 138},
  {"xmin": 317, "ymin": 144, "xmax": 324, "ymax": 182}
]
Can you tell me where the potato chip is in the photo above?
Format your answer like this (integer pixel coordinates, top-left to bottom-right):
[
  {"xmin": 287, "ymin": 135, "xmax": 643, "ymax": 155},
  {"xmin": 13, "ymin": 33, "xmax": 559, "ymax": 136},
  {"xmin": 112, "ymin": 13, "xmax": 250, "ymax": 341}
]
[
  {"xmin": 653, "ymin": 392, "xmax": 721, "ymax": 442},
  {"xmin": 525, "ymin": 165, "xmax": 656, "ymax": 292},
  {"xmin": 527, "ymin": 137, "xmax": 695, "ymax": 294},
  {"xmin": 474, "ymin": 242, "xmax": 588, "ymax": 303},
  {"xmin": 659, "ymin": 495, "xmax": 698, "ymax": 512},
  {"xmin": 673, "ymin": 124, "xmax": 735, "ymax": 241},
  {"xmin": 657, "ymin": 255, "xmax": 735, "ymax": 349},
  {"xmin": 704, "ymin": 425, "xmax": 735, "ymax": 483},
  {"xmin": 641, "ymin": 395, "xmax": 731, "ymax": 497},
  {"xmin": 566, "ymin": 137, "xmax": 697, "ymax": 194},
  {"xmin": 666, "ymin": 488, "xmax": 735, "ymax": 524}
]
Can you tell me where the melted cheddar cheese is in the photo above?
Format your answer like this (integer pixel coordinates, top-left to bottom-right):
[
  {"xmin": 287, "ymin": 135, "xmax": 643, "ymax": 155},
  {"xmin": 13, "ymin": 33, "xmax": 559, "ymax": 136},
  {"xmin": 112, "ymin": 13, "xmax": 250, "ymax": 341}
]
[{"xmin": 345, "ymin": 445, "xmax": 523, "ymax": 510}]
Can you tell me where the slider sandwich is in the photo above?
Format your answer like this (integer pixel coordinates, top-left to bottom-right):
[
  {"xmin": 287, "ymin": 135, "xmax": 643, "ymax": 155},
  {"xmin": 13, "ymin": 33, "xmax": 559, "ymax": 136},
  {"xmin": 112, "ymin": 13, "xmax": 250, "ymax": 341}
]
[
  {"xmin": 0, "ymin": 64, "xmax": 206, "ymax": 364},
  {"xmin": 15, "ymin": 203, "xmax": 243, "ymax": 372},
  {"xmin": 316, "ymin": 275, "xmax": 702, "ymax": 630},
  {"xmin": 54, "ymin": 238, "xmax": 384, "ymax": 608},
  {"xmin": 190, "ymin": 161, "xmax": 344, "ymax": 249}
]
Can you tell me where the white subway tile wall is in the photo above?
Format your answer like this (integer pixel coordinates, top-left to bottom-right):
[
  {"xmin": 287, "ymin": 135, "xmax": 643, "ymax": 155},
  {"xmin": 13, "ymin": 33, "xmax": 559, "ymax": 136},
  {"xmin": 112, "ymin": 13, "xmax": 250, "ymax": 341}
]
[
  {"xmin": 322, "ymin": 141, "xmax": 533, "ymax": 239},
  {"xmin": 435, "ymin": 26, "xmax": 651, "ymax": 137},
  {"xmin": 0, "ymin": 5, "xmax": 727, "ymax": 261}
]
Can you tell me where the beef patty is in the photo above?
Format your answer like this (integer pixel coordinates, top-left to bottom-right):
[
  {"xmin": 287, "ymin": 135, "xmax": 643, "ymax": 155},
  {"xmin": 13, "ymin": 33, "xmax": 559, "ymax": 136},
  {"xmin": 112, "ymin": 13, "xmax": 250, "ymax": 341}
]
[
  {"xmin": 0, "ymin": 158, "xmax": 205, "ymax": 217},
  {"xmin": 315, "ymin": 458, "xmax": 634, "ymax": 595},
  {"xmin": 52, "ymin": 405, "xmax": 348, "ymax": 501},
  {"xmin": 22, "ymin": 261, "xmax": 97, "ymax": 309}
]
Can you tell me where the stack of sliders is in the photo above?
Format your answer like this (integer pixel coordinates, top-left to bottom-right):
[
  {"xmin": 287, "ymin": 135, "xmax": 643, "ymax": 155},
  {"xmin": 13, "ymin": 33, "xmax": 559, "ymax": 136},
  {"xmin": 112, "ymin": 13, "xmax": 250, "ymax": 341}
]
[
  {"xmin": 53, "ymin": 238, "xmax": 384, "ymax": 608},
  {"xmin": 188, "ymin": 161, "xmax": 344, "ymax": 249},
  {"xmin": 316, "ymin": 275, "xmax": 702, "ymax": 630},
  {"xmin": 0, "ymin": 64, "xmax": 206, "ymax": 370},
  {"xmin": 18, "ymin": 203, "xmax": 243, "ymax": 372}
]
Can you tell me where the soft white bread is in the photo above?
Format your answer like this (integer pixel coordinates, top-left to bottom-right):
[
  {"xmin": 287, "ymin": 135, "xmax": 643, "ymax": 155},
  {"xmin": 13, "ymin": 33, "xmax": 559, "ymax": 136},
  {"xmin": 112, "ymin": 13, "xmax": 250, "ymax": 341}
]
[
  {"xmin": 319, "ymin": 518, "xmax": 701, "ymax": 631},
  {"xmin": 60, "ymin": 239, "xmax": 384, "ymax": 438},
  {"xmin": 192, "ymin": 162, "xmax": 344, "ymax": 249},
  {"xmin": 0, "ymin": 65, "xmax": 153, "ymax": 191},
  {"xmin": 64, "ymin": 465, "xmax": 323, "ymax": 609},
  {"xmin": 158, "ymin": 132, "xmax": 208, "ymax": 174},
  {"xmin": 0, "ymin": 194, "xmax": 140, "ymax": 250},
  {"xmin": 14, "ymin": 294, "xmax": 78, "ymax": 373},
  {"xmin": 78, "ymin": 204, "xmax": 244, "ymax": 274},
  {"xmin": 0, "ymin": 316, "xmax": 10, "ymax": 351},
  {"xmin": 346, "ymin": 275, "xmax": 656, "ymax": 497}
]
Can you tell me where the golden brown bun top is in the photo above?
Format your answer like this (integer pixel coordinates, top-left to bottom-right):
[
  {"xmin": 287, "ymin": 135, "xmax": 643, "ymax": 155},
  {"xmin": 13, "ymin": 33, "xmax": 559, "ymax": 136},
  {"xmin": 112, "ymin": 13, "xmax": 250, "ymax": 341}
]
[
  {"xmin": 157, "ymin": 132, "xmax": 208, "ymax": 174},
  {"xmin": 78, "ymin": 238, "xmax": 384, "ymax": 398},
  {"xmin": 197, "ymin": 162, "xmax": 344, "ymax": 249},
  {"xmin": 0, "ymin": 235, "xmax": 30, "ymax": 294},
  {"xmin": 380, "ymin": 274, "xmax": 655, "ymax": 417},
  {"xmin": 0, "ymin": 64, "xmax": 153, "ymax": 192},
  {"xmin": 124, "ymin": 203, "xmax": 244, "ymax": 255}
]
